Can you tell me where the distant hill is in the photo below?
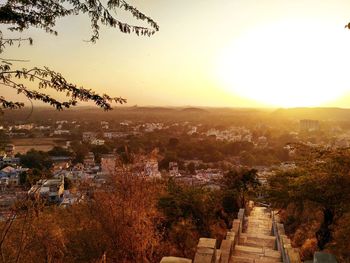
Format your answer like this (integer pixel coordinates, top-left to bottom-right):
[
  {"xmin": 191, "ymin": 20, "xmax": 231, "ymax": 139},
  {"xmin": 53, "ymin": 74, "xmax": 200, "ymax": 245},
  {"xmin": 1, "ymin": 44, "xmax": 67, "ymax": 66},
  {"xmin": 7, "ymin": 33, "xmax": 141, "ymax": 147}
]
[
  {"xmin": 127, "ymin": 106, "xmax": 177, "ymax": 112},
  {"xmin": 180, "ymin": 107, "xmax": 209, "ymax": 113},
  {"xmin": 272, "ymin": 107, "xmax": 350, "ymax": 121}
]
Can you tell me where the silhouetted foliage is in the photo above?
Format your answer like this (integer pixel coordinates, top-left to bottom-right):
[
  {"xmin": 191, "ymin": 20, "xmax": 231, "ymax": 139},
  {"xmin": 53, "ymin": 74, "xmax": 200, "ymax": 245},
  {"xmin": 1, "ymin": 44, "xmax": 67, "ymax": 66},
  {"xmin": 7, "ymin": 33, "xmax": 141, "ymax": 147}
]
[
  {"xmin": 0, "ymin": 0, "xmax": 159, "ymax": 111},
  {"xmin": 158, "ymin": 179, "xmax": 226, "ymax": 258},
  {"xmin": 221, "ymin": 168, "xmax": 260, "ymax": 208},
  {"xmin": 19, "ymin": 149, "xmax": 53, "ymax": 170},
  {"xmin": 48, "ymin": 146, "xmax": 72, "ymax": 157},
  {"xmin": 266, "ymin": 145, "xmax": 350, "ymax": 258}
]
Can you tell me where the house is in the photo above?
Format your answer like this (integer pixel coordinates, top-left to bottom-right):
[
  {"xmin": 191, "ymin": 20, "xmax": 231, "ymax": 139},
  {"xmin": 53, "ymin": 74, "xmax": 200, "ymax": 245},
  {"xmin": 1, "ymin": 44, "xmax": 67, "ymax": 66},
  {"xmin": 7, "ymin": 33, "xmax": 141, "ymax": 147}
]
[
  {"xmin": 28, "ymin": 177, "xmax": 65, "ymax": 203},
  {"xmin": 12, "ymin": 124, "xmax": 34, "ymax": 130},
  {"xmin": 144, "ymin": 159, "xmax": 161, "ymax": 178},
  {"xmin": 0, "ymin": 156, "xmax": 20, "ymax": 166},
  {"xmin": 51, "ymin": 156, "xmax": 72, "ymax": 172},
  {"xmin": 101, "ymin": 121, "xmax": 109, "ymax": 130},
  {"xmin": 103, "ymin": 132, "xmax": 128, "ymax": 139},
  {"xmin": 169, "ymin": 162, "xmax": 181, "ymax": 177},
  {"xmin": 4, "ymin": 144, "xmax": 15, "ymax": 157},
  {"xmin": 53, "ymin": 130, "xmax": 70, "ymax": 135},
  {"xmin": 82, "ymin": 132, "xmax": 97, "ymax": 142},
  {"xmin": 195, "ymin": 169, "xmax": 223, "ymax": 182},
  {"xmin": 83, "ymin": 152, "xmax": 95, "ymax": 167},
  {"xmin": 91, "ymin": 139, "xmax": 105, "ymax": 145},
  {"xmin": 0, "ymin": 166, "xmax": 28, "ymax": 186}
]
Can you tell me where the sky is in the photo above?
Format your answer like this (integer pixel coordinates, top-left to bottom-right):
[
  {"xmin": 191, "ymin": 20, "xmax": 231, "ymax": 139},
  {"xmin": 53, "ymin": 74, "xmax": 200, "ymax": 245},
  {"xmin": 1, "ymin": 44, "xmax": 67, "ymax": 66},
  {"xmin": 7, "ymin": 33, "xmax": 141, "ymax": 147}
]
[{"xmin": 3, "ymin": 0, "xmax": 350, "ymax": 108}]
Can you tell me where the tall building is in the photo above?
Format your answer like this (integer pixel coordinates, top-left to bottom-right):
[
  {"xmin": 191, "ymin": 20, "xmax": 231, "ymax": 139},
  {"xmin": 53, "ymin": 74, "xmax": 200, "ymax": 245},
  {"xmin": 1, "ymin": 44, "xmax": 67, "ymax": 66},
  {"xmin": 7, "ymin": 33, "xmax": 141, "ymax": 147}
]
[{"xmin": 300, "ymin": 119, "xmax": 320, "ymax": 132}]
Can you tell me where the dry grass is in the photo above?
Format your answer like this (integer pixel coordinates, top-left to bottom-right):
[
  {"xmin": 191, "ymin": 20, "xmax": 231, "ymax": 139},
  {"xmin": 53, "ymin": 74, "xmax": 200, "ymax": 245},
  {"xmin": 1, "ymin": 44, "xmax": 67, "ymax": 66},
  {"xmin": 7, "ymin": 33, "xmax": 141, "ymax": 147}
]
[{"xmin": 10, "ymin": 138, "xmax": 66, "ymax": 154}]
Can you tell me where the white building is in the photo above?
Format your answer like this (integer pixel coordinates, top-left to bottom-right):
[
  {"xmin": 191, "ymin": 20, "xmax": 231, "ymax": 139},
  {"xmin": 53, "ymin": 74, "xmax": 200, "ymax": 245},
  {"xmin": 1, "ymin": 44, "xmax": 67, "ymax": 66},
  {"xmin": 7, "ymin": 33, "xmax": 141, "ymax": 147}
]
[
  {"xmin": 82, "ymin": 132, "xmax": 97, "ymax": 142},
  {"xmin": 144, "ymin": 159, "xmax": 161, "ymax": 178},
  {"xmin": 91, "ymin": 139, "xmax": 105, "ymax": 145}
]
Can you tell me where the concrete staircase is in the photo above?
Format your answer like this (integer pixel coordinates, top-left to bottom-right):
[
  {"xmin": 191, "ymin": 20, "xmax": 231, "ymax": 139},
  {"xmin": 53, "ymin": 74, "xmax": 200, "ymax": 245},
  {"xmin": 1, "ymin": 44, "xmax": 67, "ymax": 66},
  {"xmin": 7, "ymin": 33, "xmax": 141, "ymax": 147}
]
[
  {"xmin": 231, "ymin": 206, "xmax": 282, "ymax": 263},
  {"xmin": 160, "ymin": 203, "xmax": 302, "ymax": 263}
]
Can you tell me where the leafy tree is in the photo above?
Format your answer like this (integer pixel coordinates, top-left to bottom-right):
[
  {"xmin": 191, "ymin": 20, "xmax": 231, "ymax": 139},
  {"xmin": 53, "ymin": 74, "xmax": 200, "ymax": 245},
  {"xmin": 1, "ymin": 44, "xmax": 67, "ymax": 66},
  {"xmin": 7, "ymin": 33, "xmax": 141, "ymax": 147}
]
[
  {"xmin": 187, "ymin": 162, "xmax": 196, "ymax": 174},
  {"xmin": 19, "ymin": 167, "xmax": 50, "ymax": 186},
  {"xmin": 221, "ymin": 168, "xmax": 260, "ymax": 208},
  {"xmin": 266, "ymin": 146, "xmax": 350, "ymax": 252},
  {"xmin": 158, "ymin": 179, "xmax": 223, "ymax": 238},
  {"xmin": 159, "ymin": 151, "xmax": 179, "ymax": 170},
  {"xmin": 168, "ymin": 138, "xmax": 179, "ymax": 148},
  {"xmin": 63, "ymin": 177, "xmax": 72, "ymax": 190},
  {"xmin": 19, "ymin": 149, "xmax": 53, "ymax": 170},
  {"xmin": 70, "ymin": 141, "xmax": 89, "ymax": 164},
  {"xmin": 91, "ymin": 144, "xmax": 111, "ymax": 162},
  {"xmin": 0, "ymin": 0, "xmax": 159, "ymax": 111},
  {"xmin": 240, "ymin": 151, "xmax": 255, "ymax": 166},
  {"xmin": 48, "ymin": 146, "xmax": 72, "ymax": 156}
]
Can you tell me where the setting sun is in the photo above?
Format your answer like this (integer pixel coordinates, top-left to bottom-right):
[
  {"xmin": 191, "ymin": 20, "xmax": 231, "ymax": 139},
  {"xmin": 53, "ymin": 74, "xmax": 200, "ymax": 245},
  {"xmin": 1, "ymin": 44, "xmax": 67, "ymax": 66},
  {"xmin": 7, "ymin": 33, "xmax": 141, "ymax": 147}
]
[{"xmin": 215, "ymin": 19, "xmax": 350, "ymax": 107}]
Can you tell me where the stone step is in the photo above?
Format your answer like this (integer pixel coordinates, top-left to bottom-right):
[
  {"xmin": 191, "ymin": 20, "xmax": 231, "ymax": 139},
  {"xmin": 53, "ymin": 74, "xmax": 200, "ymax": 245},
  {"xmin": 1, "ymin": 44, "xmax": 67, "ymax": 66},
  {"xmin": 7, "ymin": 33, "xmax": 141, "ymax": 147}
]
[
  {"xmin": 231, "ymin": 255, "xmax": 255, "ymax": 263},
  {"xmin": 245, "ymin": 229, "xmax": 272, "ymax": 236},
  {"xmin": 229, "ymin": 206, "xmax": 283, "ymax": 263},
  {"xmin": 255, "ymin": 258, "xmax": 282, "ymax": 263},
  {"xmin": 263, "ymin": 249, "xmax": 281, "ymax": 259},
  {"xmin": 239, "ymin": 233, "xmax": 276, "ymax": 249},
  {"xmin": 230, "ymin": 255, "xmax": 282, "ymax": 263},
  {"xmin": 233, "ymin": 245, "xmax": 263, "ymax": 259},
  {"xmin": 232, "ymin": 245, "xmax": 281, "ymax": 259}
]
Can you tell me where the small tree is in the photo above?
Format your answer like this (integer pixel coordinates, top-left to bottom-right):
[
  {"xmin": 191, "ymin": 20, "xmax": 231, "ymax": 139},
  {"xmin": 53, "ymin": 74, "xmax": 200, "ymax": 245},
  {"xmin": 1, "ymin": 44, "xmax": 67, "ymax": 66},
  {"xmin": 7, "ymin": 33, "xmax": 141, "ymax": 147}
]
[{"xmin": 221, "ymin": 168, "xmax": 260, "ymax": 208}]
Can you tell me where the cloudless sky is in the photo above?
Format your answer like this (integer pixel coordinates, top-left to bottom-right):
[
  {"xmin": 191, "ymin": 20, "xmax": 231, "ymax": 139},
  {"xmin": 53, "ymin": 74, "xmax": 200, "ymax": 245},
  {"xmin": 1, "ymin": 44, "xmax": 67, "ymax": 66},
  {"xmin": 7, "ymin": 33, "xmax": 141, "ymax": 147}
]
[{"xmin": 3, "ymin": 0, "xmax": 350, "ymax": 108}]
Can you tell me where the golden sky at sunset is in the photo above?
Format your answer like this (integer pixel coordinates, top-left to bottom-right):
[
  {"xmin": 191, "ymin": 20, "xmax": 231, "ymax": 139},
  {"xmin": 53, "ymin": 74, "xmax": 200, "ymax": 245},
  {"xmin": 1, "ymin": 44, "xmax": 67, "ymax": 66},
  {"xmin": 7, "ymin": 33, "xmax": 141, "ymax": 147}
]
[{"xmin": 3, "ymin": 0, "xmax": 350, "ymax": 108}]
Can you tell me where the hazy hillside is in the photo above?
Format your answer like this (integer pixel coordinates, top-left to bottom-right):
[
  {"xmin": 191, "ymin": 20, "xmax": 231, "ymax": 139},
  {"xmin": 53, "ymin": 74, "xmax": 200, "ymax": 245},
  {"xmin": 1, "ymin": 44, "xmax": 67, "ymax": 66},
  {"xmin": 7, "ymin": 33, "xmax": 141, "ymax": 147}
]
[{"xmin": 271, "ymin": 107, "xmax": 350, "ymax": 121}]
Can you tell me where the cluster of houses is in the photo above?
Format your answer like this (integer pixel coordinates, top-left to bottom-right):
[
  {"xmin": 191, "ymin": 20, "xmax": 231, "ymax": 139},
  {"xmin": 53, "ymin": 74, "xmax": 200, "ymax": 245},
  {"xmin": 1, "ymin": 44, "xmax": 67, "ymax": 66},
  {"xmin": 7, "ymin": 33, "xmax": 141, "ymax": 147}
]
[
  {"xmin": 205, "ymin": 127, "xmax": 253, "ymax": 143},
  {"xmin": 0, "ymin": 166, "xmax": 28, "ymax": 187}
]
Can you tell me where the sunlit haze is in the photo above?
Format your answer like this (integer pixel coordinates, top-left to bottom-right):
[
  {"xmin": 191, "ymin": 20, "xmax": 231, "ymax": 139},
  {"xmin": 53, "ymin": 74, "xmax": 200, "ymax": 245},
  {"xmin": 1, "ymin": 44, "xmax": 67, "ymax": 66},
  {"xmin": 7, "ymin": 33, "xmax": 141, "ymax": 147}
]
[
  {"xmin": 4, "ymin": 0, "xmax": 350, "ymax": 108},
  {"xmin": 215, "ymin": 20, "xmax": 350, "ymax": 107}
]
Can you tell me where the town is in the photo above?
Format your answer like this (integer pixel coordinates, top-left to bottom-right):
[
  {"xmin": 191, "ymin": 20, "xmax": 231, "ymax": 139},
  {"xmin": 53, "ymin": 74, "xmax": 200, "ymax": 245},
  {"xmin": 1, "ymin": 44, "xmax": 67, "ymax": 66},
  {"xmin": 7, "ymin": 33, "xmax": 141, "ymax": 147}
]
[
  {"xmin": 0, "ymin": 108, "xmax": 349, "ymax": 207},
  {"xmin": 0, "ymin": 107, "xmax": 349, "ymax": 262}
]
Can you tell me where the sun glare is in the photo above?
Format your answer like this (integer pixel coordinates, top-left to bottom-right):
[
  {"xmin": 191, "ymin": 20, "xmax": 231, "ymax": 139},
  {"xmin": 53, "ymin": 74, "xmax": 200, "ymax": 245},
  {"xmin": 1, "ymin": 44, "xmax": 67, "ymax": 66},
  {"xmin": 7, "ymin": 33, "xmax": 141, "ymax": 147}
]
[{"xmin": 215, "ymin": 20, "xmax": 350, "ymax": 107}]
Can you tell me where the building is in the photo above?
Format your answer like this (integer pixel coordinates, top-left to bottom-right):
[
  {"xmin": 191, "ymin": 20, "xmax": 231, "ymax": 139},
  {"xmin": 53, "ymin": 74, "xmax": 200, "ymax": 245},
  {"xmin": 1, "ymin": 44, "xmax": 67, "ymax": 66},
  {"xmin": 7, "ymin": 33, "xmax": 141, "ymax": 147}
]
[
  {"xmin": 0, "ymin": 166, "xmax": 28, "ymax": 187},
  {"xmin": 91, "ymin": 139, "xmax": 105, "ymax": 145},
  {"xmin": 53, "ymin": 130, "xmax": 70, "ymax": 135},
  {"xmin": 28, "ymin": 177, "xmax": 64, "ymax": 203},
  {"xmin": 169, "ymin": 162, "xmax": 181, "ymax": 177},
  {"xmin": 4, "ymin": 144, "xmax": 15, "ymax": 157},
  {"xmin": 82, "ymin": 132, "xmax": 97, "ymax": 142},
  {"xmin": 51, "ymin": 156, "xmax": 71, "ymax": 172},
  {"xmin": 257, "ymin": 136, "xmax": 268, "ymax": 147},
  {"xmin": 300, "ymin": 119, "xmax": 320, "ymax": 132},
  {"xmin": 101, "ymin": 121, "xmax": 109, "ymax": 129},
  {"xmin": 28, "ymin": 177, "xmax": 65, "ymax": 203},
  {"xmin": 144, "ymin": 159, "xmax": 161, "ymax": 178},
  {"xmin": 103, "ymin": 132, "xmax": 128, "ymax": 139},
  {"xmin": 0, "ymin": 156, "xmax": 20, "ymax": 166},
  {"xmin": 195, "ymin": 169, "xmax": 223, "ymax": 182},
  {"xmin": 83, "ymin": 152, "xmax": 95, "ymax": 167},
  {"xmin": 12, "ymin": 123, "xmax": 34, "ymax": 130}
]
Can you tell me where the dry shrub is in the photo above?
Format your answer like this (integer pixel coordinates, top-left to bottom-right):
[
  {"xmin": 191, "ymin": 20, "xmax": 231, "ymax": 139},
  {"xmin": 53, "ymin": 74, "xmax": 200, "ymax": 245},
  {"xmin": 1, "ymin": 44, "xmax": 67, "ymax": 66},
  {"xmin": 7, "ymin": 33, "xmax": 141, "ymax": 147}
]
[
  {"xmin": 91, "ymin": 171, "xmax": 164, "ymax": 262},
  {"xmin": 300, "ymin": 238, "xmax": 318, "ymax": 261},
  {"xmin": 329, "ymin": 213, "xmax": 350, "ymax": 262}
]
